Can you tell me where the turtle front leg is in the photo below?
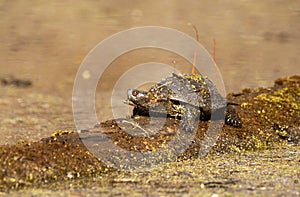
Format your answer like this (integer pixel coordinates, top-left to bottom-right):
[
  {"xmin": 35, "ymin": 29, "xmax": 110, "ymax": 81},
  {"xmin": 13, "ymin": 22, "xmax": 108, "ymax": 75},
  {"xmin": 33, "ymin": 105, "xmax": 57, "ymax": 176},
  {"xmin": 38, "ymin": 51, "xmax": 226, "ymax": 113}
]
[
  {"xmin": 180, "ymin": 105, "xmax": 198, "ymax": 133},
  {"xmin": 132, "ymin": 106, "xmax": 149, "ymax": 117},
  {"xmin": 225, "ymin": 105, "xmax": 242, "ymax": 127}
]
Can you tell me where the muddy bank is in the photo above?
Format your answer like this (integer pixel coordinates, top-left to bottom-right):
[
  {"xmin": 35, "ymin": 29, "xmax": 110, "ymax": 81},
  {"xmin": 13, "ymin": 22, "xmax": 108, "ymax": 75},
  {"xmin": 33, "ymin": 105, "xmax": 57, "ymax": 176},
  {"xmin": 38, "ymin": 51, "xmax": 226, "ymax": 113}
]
[{"xmin": 0, "ymin": 76, "xmax": 299, "ymax": 194}]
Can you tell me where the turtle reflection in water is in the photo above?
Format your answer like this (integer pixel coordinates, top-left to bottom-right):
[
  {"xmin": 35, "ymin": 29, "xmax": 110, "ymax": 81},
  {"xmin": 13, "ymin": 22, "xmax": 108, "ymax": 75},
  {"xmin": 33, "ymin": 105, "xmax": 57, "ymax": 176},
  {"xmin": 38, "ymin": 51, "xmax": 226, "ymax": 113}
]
[{"xmin": 126, "ymin": 73, "xmax": 242, "ymax": 131}]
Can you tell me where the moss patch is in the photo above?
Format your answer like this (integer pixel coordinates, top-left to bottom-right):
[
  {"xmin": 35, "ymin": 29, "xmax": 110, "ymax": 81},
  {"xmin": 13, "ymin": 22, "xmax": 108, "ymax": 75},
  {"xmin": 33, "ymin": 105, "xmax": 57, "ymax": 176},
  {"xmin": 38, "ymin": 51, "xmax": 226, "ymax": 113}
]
[{"xmin": 0, "ymin": 75, "xmax": 299, "ymax": 193}]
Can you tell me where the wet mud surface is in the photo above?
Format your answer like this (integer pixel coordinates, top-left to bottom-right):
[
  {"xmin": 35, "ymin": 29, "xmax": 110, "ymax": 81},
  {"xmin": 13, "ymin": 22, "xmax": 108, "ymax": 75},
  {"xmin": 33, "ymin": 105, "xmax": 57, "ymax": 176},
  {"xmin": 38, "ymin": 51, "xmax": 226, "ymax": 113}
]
[{"xmin": 1, "ymin": 76, "xmax": 299, "ymax": 196}]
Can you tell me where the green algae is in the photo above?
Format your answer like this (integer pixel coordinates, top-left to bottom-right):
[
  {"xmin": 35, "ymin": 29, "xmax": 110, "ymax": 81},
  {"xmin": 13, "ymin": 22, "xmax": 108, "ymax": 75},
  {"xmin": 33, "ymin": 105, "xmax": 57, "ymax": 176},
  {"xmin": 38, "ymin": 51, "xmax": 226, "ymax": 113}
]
[
  {"xmin": 0, "ymin": 75, "xmax": 299, "ymax": 195},
  {"xmin": 255, "ymin": 87, "xmax": 299, "ymax": 111}
]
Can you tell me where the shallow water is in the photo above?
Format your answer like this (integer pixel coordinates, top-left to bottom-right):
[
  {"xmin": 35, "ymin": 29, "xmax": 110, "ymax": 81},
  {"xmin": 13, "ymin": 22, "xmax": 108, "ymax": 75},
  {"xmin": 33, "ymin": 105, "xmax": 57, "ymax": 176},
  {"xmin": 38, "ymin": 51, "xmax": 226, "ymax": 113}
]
[{"xmin": 1, "ymin": 1, "xmax": 299, "ymax": 91}]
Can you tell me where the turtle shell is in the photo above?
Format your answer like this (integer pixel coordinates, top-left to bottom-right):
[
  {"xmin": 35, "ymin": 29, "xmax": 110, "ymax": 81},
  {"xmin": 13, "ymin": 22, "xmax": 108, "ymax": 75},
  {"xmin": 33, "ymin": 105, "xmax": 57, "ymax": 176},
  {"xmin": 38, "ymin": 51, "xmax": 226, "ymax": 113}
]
[
  {"xmin": 127, "ymin": 73, "xmax": 241, "ymax": 127},
  {"xmin": 128, "ymin": 73, "xmax": 226, "ymax": 118},
  {"xmin": 152, "ymin": 73, "xmax": 225, "ymax": 107}
]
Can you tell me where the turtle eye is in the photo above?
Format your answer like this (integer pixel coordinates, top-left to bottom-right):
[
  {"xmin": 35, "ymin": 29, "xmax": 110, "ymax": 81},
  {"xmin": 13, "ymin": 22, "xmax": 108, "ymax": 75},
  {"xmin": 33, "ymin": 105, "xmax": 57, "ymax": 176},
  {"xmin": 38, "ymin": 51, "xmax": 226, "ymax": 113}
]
[{"xmin": 132, "ymin": 90, "xmax": 139, "ymax": 97}]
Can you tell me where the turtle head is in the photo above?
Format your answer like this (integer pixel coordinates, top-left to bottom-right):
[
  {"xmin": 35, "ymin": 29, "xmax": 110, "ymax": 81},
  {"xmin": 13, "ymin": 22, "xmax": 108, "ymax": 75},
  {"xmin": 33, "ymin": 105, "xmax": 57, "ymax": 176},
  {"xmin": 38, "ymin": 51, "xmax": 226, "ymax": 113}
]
[{"xmin": 127, "ymin": 89, "xmax": 150, "ymax": 107}]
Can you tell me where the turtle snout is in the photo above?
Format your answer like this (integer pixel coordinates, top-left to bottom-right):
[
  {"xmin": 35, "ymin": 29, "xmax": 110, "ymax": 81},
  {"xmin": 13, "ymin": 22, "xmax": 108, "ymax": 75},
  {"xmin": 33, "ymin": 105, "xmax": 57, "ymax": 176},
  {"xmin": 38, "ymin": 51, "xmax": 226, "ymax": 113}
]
[
  {"xmin": 127, "ymin": 89, "xmax": 135, "ymax": 100},
  {"xmin": 127, "ymin": 89, "xmax": 140, "ymax": 100},
  {"xmin": 127, "ymin": 89, "xmax": 147, "ymax": 102}
]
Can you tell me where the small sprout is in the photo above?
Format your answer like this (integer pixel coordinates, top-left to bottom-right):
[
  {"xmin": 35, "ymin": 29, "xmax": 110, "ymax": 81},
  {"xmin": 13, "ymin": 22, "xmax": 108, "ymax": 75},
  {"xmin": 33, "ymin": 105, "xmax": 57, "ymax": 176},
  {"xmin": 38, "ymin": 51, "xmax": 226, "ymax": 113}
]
[
  {"xmin": 229, "ymin": 145, "xmax": 241, "ymax": 153},
  {"xmin": 67, "ymin": 172, "xmax": 73, "ymax": 179},
  {"xmin": 29, "ymin": 173, "xmax": 33, "ymax": 181},
  {"xmin": 51, "ymin": 130, "xmax": 74, "ymax": 137},
  {"xmin": 241, "ymin": 102, "xmax": 250, "ymax": 108},
  {"xmin": 17, "ymin": 140, "xmax": 28, "ymax": 145}
]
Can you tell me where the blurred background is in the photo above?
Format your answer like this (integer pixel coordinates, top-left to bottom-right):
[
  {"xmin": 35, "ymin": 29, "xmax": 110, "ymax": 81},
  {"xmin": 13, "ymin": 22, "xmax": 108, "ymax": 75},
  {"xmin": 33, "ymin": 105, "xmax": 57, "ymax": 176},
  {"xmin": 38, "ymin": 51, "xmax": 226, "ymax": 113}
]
[{"xmin": 0, "ymin": 0, "xmax": 299, "ymax": 144}]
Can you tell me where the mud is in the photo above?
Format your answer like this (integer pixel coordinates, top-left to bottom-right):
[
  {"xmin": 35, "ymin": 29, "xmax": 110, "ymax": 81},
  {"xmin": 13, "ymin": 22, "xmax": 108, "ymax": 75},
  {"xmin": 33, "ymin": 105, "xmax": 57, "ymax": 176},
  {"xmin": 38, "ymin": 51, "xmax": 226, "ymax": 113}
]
[{"xmin": 0, "ymin": 76, "xmax": 299, "ymax": 196}]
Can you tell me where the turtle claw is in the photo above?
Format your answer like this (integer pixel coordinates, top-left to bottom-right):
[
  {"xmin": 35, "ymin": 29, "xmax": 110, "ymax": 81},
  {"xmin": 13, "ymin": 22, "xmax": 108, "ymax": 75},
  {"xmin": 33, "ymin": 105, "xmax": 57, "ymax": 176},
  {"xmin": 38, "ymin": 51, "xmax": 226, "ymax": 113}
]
[{"xmin": 225, "ymin": 105, "xmax": 242, "ymax": 127}]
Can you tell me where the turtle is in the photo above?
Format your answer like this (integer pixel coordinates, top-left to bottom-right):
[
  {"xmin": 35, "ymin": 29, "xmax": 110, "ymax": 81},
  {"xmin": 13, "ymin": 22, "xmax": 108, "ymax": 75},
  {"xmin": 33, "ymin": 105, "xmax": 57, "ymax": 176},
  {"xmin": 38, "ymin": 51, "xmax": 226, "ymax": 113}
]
[{"xmin": 126, "ymin": 73, "xmax": 242, "ymax": 130}]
